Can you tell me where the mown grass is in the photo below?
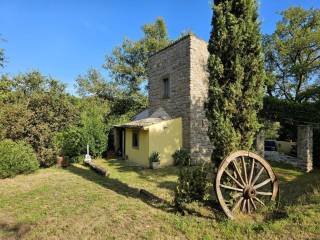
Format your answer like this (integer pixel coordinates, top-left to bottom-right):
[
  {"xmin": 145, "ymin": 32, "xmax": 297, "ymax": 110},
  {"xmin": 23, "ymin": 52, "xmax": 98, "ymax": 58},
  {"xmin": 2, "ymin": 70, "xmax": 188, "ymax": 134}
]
[{"xmin": 0, "ymin": 159, "xmax": 319, "ymax": 240}]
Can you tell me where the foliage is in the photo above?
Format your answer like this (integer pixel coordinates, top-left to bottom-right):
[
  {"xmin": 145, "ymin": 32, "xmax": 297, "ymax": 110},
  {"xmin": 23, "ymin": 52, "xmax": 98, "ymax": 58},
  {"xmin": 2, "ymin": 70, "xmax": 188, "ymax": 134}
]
[
  {"xmin": 174, "ymin": 165, "xmax": 209, "ymax": 208},
  {"xmin": 172, "ymin": 149, "xmax": 191, "ymax": 166},
  {"xmin": 262, "ymin": 96, "xmax": 320, "ymax": 125},
  {"xmin": 104, "ymin": 17, "xmax": 171, "ymax": 94},
  {"xmin": 149, "ymin": 152, "xmax": 160, "ymax": 163},
  {"xmin": 55, "ymin": 99, "xmax": 108, "ymax": 160},
  {"xmin": 75, "ymin": 68, "xmax": 148, "ymax": 130},
  {"xmin": 0, "ymin": 71, "xmax": 78, "ymax": 166},
  {"xmin": 80, "ymin": 100, "xmax": 108, "ymax": 157},
  {"xmin": 263, "ymin": 121, "xmax": 281, "ymax": 140},
  {"xmin": 0, "ymin": 139, "xmax": 39, "ymax": 178},
  {"xmin": 263, "ymin": 7, "xmax": 320, "ymax": 102},
  {"xmin": 75, "ymin": 68, "xmax": 120, "ymax": 101},
  {"xmin": 206, "ymin": 0, "xmax": 265, "ymax": 164},
  {"xmin": 54, "ymin": 127, "xmax": 86, "ymax": 161},
  {"xmin": 0, "ymin": 35, "xmax": 4, "ymax": 68}
]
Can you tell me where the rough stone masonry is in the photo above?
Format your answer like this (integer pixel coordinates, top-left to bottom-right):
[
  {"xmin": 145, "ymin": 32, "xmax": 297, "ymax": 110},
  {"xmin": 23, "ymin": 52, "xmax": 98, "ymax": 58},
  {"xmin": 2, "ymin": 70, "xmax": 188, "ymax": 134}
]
[{"xmin": 148, "ymin": 34, "xmax": 213, "ymax": 162}]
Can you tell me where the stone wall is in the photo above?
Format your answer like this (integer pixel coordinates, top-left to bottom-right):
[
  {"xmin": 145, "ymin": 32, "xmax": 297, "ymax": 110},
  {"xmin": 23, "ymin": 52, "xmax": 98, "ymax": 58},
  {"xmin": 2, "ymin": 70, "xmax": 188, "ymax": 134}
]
[
  {"xmin": 189, "ymin": 36, "xmax": 212, "ymax": 162},
  {"xmin": 297, "ymin": 125, "xmax": 313, "ymax": 172},
  {"xmin": 148, "ymin": 35, "xmax": 192, "ymax": 150},
  {"xmin": 148, "ymin": 34, "xmax": 213, "ymax": 162}
]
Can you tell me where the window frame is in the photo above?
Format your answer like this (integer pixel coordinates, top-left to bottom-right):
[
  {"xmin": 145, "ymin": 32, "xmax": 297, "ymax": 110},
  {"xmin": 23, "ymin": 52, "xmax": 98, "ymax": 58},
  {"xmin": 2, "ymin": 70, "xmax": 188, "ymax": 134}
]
[
  {"xmin": 163, "ymin": 77, "xmax": 170, "ymax": 99},
  {"xmin": 132, "ymin": 130, "xmax": 139, "ymax": 149}
]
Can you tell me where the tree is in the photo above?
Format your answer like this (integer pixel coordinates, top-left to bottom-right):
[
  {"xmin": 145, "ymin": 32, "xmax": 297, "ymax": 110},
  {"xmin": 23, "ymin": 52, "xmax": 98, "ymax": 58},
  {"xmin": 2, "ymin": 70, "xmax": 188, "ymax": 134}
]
[
  {"xmin": 263, "ymin": 7, "xmax": 320, "ymax": 103},
  {"xmin": 0, "ymin": 48, "xmax": 4, "ymax": 68},
  {"xmin": 104, "ymin": 17, "xmax": 171, "ymax": 94},
  {"xmin": 75, "ymin": 68, "xmax": 120, "ymax": 101},
  {"xmin": 0, "ymin": 35, "xmax": 4, "ymax": 68},
  {"xmin": 206, "ymin": 0, "xmax": 265, "ymax": 164},
  {"xmin": 0, "ymin": 71, "xmax": 78, "ymax": 166}
]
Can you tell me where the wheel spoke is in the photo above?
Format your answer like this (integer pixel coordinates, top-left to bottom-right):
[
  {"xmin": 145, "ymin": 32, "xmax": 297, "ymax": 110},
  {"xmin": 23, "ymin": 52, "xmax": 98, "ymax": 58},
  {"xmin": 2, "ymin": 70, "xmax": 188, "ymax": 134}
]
[
  {"xmin": 216, "ymin": 150, "xmax": 279, "ymax": 219},
  {"xmin": 248, "ymin": 158, "xmax": 255, "ymax": 185},
  {"xmin": 250, "ymin": 198, "xmax": 257, "ymax": 210},
  {"xmin": 254, "ymin": 178, "xmax": 272, "ymax": 190},
  {"xmin": 232, "ymin": 160, "xmax": 246, "ymax": 186},
  {"xmin": 256, "ymin": 191, "xmax": 273, "ymax": 196},
  {"xmin": 251, "ymin": 166, "xmax": 264, "ymax": 186},
  {"xmin": 241, "ymin": 156, "xmax": 248, "ymax": 184},
  {"xmin": 232, "ymin": 197, "xmax": 243, "ymax": 213},
  {"xmin": 225, "ymin": 170, "xmax": 244, "ymax": 188},
  {"xmin": 254, "ymin": 197, "xmax": 265, "ymax": 206},
  {"xmin": 220, "ymin": 184, "xmax": 243, "ymax": 192},
  {"xmin": 241, "ymin": 199, "xmax": 247, "ymax": 213}
]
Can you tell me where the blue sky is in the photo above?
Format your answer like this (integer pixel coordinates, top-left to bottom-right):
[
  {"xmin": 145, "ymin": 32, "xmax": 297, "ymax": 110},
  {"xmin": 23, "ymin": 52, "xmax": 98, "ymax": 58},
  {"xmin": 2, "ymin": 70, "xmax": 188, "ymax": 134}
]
[{"xmin": 0, "ymin": 0, "xmax": 319, "ymax": 94}]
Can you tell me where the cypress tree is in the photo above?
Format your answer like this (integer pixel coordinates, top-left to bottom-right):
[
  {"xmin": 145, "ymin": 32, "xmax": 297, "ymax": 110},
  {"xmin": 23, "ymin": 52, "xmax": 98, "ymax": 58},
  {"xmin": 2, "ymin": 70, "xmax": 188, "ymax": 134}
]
[{"xmin": 206, "ymin": 0, "xmax": 265, "ymax": 164}]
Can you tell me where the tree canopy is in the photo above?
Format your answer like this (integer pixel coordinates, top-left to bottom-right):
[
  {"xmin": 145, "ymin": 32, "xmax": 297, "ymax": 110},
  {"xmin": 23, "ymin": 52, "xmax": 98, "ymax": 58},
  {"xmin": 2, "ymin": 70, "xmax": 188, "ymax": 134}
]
[
  {"xmin": 263, "ymin": 7, "xmax": 320, "ymax": 103},
  {"xmin": 104, "ymin": 17, "xmax": 171, "ymax": 94},
  {"xmin": 0, "ymin": 71, "xmax": 78, "ymax": 166},
  {"xmin": 206, "ymin": 0, "xmax": 265, "ymax": 163}
]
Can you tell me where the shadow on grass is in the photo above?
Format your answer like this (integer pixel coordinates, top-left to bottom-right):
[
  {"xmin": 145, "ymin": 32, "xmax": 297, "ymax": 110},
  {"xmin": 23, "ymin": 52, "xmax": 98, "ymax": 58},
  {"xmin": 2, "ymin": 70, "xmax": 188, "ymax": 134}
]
[
  {"xmin": 66, "ymin": 164, "xmax": 220, "ymax": 220},
  {"xmin": 100, "ymin": 159, "xmax": 179, "ymax": 192},
  {"xmin": 0, "ymin": 219, "xmax": 31, "ymax": 240},
  {"xmin": 264, "ymin": 163, "xmax": 320, "ymax": 221}
]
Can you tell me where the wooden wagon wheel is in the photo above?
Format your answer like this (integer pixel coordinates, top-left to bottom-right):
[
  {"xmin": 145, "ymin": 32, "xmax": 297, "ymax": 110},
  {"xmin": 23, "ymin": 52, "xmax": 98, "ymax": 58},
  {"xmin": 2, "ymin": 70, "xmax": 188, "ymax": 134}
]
[{"xmin": 215, "ymin": 150, "xmax": 279, "ymax": 219}]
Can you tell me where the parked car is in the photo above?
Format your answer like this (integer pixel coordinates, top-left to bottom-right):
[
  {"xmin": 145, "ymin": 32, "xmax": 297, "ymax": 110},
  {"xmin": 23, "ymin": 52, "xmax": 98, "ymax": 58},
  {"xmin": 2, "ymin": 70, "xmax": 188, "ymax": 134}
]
[{"xmin": 265, "ymin": 140, "xmax": 278, "ymax": 151}]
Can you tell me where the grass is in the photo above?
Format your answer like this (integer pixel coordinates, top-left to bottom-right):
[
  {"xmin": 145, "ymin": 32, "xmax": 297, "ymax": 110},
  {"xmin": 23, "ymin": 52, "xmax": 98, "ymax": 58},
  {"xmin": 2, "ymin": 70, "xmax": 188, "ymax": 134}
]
[{"xmin": 0, "ymin": 159, "xmax": 319, "ymax": 240}]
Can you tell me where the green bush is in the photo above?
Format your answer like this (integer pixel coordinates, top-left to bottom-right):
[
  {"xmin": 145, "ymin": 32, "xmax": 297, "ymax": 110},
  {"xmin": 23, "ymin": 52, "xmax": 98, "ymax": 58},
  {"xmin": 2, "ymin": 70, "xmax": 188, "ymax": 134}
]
[
  {"xmin": 174, "ymin": 165, "xmax": 209, "ymax": 208},
  {"xmin": 149, "ymin": 152, "xmax": 160, "ymax": 163},
  {"xmin": 172, "ymin": 149, "xmax": 191, "ymax": 166},
  {"xmin": 0, "ymin": 139, "xmax": 39, "ymax": 178},
  {"xmin": 54, "ymin": 127, "xmax": 86, "ymax": 160}
]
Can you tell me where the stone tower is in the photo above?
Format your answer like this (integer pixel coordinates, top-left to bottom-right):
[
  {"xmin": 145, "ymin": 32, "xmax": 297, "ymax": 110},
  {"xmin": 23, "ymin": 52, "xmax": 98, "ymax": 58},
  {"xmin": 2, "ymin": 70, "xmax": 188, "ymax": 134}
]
[{"xmin": 148, "ymin": 34, "xmax": 213, "ymax": 162}]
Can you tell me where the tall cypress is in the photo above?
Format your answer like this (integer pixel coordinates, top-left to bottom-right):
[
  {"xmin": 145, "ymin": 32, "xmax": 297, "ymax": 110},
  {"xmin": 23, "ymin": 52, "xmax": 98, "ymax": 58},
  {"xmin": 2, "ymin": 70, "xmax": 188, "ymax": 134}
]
[{"xmin": 206, "ymin": 0, "xmax": 265, "ymax": 164}]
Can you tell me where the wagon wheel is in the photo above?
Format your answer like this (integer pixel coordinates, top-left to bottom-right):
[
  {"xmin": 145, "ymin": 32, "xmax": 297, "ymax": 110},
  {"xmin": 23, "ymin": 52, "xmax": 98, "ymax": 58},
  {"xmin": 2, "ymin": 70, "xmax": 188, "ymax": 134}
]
[{"xmin": 215, "ymin": 150, "xmax": 279, "ymax": 219}]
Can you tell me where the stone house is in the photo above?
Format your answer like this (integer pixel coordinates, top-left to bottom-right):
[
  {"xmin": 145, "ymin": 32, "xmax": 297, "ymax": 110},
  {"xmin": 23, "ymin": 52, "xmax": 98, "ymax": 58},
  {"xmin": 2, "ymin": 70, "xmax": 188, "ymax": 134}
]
[
  {"xmin": 114, "ymin": 34, "xmax": 213, "ymax": 166},
  {"xmin": 114, "ymin": 33, "xmax": 317, "ymax": 171}
]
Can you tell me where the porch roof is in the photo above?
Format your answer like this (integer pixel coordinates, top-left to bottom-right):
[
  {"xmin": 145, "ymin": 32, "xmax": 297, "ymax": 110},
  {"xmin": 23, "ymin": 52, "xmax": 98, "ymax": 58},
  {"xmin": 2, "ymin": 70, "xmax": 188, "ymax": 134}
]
[
  {"xmin": 114, "ymin": 107, "xmax": 172, "ymax": 129},
  {"xmin": 114, "ymin": 117, "xmax": 165, "ymax": 129}
]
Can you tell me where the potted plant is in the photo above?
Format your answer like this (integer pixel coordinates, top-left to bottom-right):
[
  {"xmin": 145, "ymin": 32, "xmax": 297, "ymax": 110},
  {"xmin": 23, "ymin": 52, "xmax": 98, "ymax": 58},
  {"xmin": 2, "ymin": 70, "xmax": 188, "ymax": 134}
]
[{"xmin": 149, "ymin": 152, "xmax": 160, "ymax": 169}]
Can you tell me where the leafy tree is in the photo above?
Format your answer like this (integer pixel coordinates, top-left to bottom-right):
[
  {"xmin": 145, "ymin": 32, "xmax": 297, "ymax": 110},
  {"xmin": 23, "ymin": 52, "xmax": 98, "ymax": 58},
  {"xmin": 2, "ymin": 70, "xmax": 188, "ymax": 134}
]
[
  {"xmin": 206, "ymin": 0, "xmax": 265, "ymax": 164},
  {"xmin": 263, "ymin": 7, "xmax": 320, "ymax": 103},
  {"xmin": 0, "ymin": 71, "xmax": 78, "ymax": 166},
  {"xmin": 75, "ymin": 68, "xmax": 120, "ymax": 101},
  {"xmin": 0, "ymin": 48, "xmax": 4, "ymax": 68},
  {"xmin": 75, "ymin": 68, "xmax": 148, "ymax": 122},
  {"xmin": 104, "ymin": 17, "xmax": 171, "ymax": 94},
  {"xmin": 0, "ymin": 35, "xmax": 4, "ymax": 68}
]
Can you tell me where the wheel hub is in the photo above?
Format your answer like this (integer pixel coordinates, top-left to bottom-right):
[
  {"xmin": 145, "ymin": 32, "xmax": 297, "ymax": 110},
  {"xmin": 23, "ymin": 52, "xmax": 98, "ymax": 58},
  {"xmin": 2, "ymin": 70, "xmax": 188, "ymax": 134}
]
[{"xmin": 243, "ymin": 186, "xmax": 256, "ymax": 199}]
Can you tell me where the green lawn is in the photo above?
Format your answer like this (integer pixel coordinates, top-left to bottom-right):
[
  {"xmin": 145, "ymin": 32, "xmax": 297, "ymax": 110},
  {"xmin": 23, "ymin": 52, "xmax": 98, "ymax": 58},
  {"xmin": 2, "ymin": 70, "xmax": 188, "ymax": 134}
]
[{"xmin": 0, "ymin": 159, "xmax": 319, "ymax": 240}]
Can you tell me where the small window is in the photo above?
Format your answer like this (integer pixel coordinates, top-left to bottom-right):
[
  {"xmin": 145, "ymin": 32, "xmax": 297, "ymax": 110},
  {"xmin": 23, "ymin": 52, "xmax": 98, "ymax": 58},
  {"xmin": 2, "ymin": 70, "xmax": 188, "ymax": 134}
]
[
  {"xmin": 132, "ymin": 131, "xmax": 139, "ymax": 148},
  {"xmin": 163, "ymin": 78, "xmax": 170, "ymax": 98}
]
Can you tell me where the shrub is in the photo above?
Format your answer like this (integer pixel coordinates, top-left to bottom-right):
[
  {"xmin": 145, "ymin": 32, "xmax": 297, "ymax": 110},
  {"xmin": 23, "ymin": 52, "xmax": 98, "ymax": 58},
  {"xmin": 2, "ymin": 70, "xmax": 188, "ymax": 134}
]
[
  {"xmin": 172, "ymin": 149, "xmax": 191, "ymax": 166},
  {"xmin": 149, "ymin": 152, "xmax": 160, "ymax": 163},
  {"xmin": 54, "ymin": 127, "xmax": 86, "ymax": 161},
  {"xmin": 0, "ymin": 139, "xmax": 39, "ymax": 178},
  {"xmin": 174, "ymin": 164, "xmax": 210, "ymax": 208}
]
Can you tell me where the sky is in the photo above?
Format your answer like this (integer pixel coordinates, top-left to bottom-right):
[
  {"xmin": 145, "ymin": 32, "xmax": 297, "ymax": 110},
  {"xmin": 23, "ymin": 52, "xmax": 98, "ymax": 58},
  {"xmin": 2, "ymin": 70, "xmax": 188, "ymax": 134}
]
[{"xmin": 0, "ymin": 0, "xmax": 319, "ymax": 94}]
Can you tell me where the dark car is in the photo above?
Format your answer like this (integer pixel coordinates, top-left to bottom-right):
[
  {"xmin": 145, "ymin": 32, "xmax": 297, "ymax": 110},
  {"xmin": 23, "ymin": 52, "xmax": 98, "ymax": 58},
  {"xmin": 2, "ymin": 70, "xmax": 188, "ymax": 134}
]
[{"xmin": 264, "ymin": 140, "xmax": 277, "ymax": 151}]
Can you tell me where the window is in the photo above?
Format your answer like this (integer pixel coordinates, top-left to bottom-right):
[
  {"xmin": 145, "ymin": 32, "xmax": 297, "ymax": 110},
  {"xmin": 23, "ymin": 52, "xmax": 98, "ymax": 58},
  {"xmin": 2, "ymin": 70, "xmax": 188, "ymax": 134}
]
[
  {"xmin": 132, "ymin": 130, "xmax": 139, "ymax": 148},
  {"xmin": 163, "ymin": 78, "xmax": 170, "ymax": 98}
]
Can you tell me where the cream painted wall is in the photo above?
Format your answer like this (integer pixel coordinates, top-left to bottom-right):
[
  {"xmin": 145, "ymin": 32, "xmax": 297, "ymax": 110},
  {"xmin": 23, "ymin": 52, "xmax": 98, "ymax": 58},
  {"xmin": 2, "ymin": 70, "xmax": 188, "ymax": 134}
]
[
  {"xmin": 125, "ymin": 128, "xmax": 149, "ymax": 167},
  {"xmin": 124, "ymin": 118, "xmax": 182, "ymax": 168},
  {"xmin": 148, "ymin": 118, "xmax": 182, "ymax": 167}
]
